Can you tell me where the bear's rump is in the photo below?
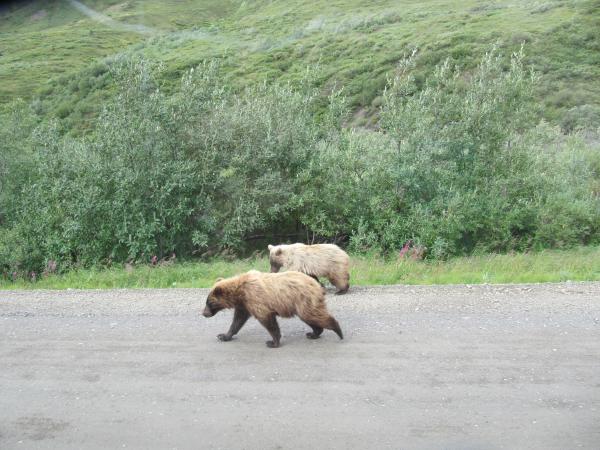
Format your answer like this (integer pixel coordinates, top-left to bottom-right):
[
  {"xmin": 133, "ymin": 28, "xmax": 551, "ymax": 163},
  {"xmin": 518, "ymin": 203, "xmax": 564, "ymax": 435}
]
[{"xmin": 287, "ymin": 248, "xmax": 346, "ymax": 277}]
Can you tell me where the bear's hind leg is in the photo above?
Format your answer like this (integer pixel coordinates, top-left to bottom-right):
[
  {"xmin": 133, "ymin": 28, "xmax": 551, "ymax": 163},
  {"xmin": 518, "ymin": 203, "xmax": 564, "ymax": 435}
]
[
  {"xmin": 302, "ymin": 312, "xmax": 343, "ymax": 340},
  {"xmin": 304, "ymin": 322, "xmax": 324, "ymax": 339},
  {"xmin": 258, "ymin": 314, "xmax": 282, "ymax": 348},
  {"xmin": 324, "ymin": 316, "xmax": 344, "ymax": 339}
]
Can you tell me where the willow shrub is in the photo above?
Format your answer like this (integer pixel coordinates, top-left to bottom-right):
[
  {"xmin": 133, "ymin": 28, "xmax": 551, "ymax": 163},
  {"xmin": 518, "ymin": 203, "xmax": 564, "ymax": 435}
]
[
  {"xmin": 301, "ymin": 49, "xmax": 599, "ymax": 257},
  {"xmin": 1, "ymin": 50, "xmax": 599, "ymax": 274},
  {"xmin": 372, "ymin": 49, "xmax": 599, "ymax": 256},
  {"xmin": 0, "ymin": 59, "xmax": 336, "ymax": 272}
]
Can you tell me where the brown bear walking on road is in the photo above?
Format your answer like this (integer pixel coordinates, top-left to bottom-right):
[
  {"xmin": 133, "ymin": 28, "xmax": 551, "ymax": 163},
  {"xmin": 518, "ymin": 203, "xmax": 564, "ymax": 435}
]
[
  {"xmin": 202, "ymin": 270, "xmax": 343, "ymax": 348},
  {"xmin": 268, "ymin": 243, "xmax": 350, "ymax": 295}
]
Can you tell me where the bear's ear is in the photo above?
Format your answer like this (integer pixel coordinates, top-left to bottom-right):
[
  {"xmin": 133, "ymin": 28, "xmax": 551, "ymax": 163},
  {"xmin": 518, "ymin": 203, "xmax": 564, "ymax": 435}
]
[
  {"xmin": 275, "ymin": 248, "xmax": 283, "ymax": 256},
  {"xmin": 268, "ymin": 244, "xmax": 273, "ymax": 251},
  {"xmin": 215, "ymin": 277, "xmax": 223, "ymax": 283},
  {"xmin": 212, "ymin": 286, "xmax": 223, "ymax": 297}
]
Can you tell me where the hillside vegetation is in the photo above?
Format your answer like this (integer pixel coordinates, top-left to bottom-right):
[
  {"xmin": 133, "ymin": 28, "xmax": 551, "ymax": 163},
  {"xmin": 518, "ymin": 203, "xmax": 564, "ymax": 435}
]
[
  {"xmin": 1, "ymin": 1, "xmax": 600, "ymax": 279},
  {"xmin": 1, "ymin": 0, "xmax": 600, "ymax": 129}
]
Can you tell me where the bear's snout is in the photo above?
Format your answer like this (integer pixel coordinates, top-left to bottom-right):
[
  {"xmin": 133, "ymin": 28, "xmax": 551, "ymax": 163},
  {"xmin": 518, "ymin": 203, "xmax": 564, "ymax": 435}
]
[
  {"xmin": 202, "ymin": 306, "xmax": 214, "ymax": 318},
  {"xmin": 270, "ymin": 263, "xmax": 281, "ymax": 273}
]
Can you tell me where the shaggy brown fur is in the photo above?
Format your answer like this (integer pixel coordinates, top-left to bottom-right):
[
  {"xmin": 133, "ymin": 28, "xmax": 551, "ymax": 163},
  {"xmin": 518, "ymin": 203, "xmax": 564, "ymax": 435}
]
[
  {"xmin": 268, "ymin": 243, "xmax": 350, "ymax": 294},
  {"xmin": 202, "ymin": 270, "xmax": 343, "ymax": 348}
]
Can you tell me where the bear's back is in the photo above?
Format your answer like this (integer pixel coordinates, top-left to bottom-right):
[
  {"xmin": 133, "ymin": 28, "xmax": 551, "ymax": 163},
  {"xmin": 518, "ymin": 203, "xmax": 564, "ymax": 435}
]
[{"xmin": 243, "ymin": 271, "xmax": 324, "ymax": 318}]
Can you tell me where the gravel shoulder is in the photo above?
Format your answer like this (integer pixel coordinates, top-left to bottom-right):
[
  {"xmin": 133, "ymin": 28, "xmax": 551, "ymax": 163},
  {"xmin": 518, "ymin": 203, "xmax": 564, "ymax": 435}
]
[{"xmin": 1, "ymin": 282, "xmax": 599, "ymax": 449}]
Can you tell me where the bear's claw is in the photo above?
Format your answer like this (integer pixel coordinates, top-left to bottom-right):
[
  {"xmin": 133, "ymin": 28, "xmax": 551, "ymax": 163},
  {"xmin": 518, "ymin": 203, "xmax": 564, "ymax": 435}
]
[
  {"xmin": 306, "ymin": 332, "xmax": 320, "ymax": 339},
  {"xmin": 217, "ymin": 333, "xmax": 232, "ymax": 341},
  {"xmin": 266, "ymin": 340, "xmax": 280, "ymax": 348}
]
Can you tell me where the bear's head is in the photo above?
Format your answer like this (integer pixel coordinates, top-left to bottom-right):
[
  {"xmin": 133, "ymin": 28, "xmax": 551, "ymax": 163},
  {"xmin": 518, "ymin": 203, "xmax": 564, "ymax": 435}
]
[
  {"xmin": 267, "ymin": 244, "xmax": 285, "ymax": 273},
  {"xmin": 203, "ymin": 277, "xmax": 235, "ymax": 317}
]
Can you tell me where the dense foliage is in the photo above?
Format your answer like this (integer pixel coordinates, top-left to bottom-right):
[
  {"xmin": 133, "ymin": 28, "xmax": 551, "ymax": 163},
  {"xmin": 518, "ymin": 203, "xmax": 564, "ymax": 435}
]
[{"xmin": 1, "ymin": 50, "xmax": 599, "ymax": 274}]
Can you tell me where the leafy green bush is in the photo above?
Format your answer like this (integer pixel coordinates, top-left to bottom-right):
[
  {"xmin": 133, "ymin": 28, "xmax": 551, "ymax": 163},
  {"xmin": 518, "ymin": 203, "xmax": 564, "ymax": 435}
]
[
  {"xmin": 1, "ymin": 49, "xmax": 599, "ymax": 274},
  {"xmin": 374, "ymin": 48, "xmax": 540, "ymax": 253},
  {"xmin": 0, "ymin": 58, "xmax": 333, "ymax": 272},
  {"xmin": 529, "ymin": 124, "xmax": 600, "ymax": 248},
  {"xmin": 302, "ymin": 48, "xmax": 600, "ymax": 255},
  {"xmin": 299, "ymin": 128, "xmax": 398, "ymax": 248}
]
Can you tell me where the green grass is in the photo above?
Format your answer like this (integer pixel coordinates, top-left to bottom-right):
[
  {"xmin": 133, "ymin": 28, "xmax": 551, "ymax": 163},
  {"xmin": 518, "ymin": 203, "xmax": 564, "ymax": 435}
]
[
  {"xmin": 1, "ymin": 0, "xmax": 599, "ymax": 129},
  {"xmin": 2, "ymin": 247, "xmax": 599, "ymax": 290}
]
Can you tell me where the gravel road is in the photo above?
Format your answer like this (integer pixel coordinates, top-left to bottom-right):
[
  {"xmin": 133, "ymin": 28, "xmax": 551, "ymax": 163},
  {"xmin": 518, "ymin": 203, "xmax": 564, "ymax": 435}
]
[{"xmin": 1, "ymin": 283, "xmax": 599, "ymax": 449}]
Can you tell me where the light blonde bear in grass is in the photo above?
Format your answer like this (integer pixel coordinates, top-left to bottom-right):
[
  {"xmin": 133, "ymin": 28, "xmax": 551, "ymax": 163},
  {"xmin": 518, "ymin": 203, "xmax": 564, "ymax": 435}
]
[{"xmin": 268, "ymin": 243, "xmax": 350, "ymax": 295}]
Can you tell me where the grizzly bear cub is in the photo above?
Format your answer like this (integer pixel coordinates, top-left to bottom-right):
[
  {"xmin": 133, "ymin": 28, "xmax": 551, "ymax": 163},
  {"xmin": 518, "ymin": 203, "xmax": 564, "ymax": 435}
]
[
  {"xmin": 202, "ymin": 270, "xmax": 343, "ymax": 348},
  {"xmin": 268, "ymin": 243, "xmax": 350, "ymax": 295}
]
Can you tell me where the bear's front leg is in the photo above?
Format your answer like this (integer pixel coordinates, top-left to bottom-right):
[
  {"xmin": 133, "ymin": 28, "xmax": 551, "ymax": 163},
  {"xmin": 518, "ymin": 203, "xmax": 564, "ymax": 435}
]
[
  {"xmin": 258, "ymin": 314, "xmax": 281, "ymax": 348},
  {"xmin": 218, "ymin": 306, "xmax": 250, "ymax": 342}
]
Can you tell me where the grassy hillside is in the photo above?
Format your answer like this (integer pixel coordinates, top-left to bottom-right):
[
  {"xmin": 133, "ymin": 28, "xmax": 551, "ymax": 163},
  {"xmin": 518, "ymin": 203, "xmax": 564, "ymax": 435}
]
[{"xmin": 1, "ymin": 0, "xmax": 599, "ymax": 129}]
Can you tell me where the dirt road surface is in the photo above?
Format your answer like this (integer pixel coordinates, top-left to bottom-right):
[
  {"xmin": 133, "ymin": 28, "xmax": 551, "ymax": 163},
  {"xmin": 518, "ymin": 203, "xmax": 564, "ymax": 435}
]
[{"xmin": 1, "ymin": 283, "xmax": 599, "ymax": 449}]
